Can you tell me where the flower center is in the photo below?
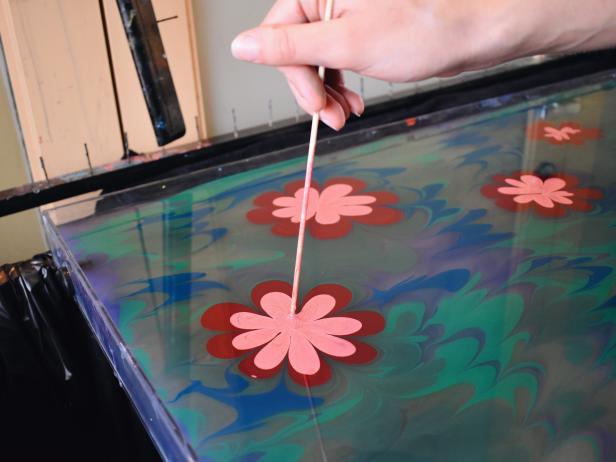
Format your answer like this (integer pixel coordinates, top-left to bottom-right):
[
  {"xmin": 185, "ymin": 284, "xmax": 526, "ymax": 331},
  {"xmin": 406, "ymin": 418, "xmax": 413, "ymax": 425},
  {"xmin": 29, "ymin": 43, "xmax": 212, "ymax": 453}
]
[{"xmin": 274, "ymin": 313, "xmax": 304, "ymax": 334}]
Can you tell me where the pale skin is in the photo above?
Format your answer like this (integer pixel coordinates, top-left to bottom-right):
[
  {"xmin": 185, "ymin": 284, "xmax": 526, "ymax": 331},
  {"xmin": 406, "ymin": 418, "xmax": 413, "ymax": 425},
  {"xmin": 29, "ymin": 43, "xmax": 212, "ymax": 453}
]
[{"xmin": 231, "ymin": 0, "xmax": 616, "ymax": 130}]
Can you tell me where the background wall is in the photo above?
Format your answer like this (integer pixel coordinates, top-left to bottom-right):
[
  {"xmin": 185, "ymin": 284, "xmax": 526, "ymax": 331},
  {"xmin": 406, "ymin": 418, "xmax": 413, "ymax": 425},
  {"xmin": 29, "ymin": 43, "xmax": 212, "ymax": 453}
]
[
  {"xmin": 0, "ymin": 0, "xmax": 205, "ymax": 263},
  {"xmin": 2, "ymin": 0, "xmax": 203, "ymax": 183},
  {"xmin": 192, "ymin": 0, "xmax": 421, "ymax": 137},
  {"xmin": 0, "ymin": 47, "xmax": 45, "ymax": 262}
]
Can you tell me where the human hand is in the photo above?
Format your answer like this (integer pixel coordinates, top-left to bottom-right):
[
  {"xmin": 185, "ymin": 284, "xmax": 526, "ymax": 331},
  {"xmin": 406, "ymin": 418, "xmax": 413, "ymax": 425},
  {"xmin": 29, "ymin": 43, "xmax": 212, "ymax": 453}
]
[
  {"xmin": 230, "ymin": 0, "xmax": 516, "ymax": 130},
  {"xmin": 231, "ymin": 0, "xmax": 616, "ymax": 130}
]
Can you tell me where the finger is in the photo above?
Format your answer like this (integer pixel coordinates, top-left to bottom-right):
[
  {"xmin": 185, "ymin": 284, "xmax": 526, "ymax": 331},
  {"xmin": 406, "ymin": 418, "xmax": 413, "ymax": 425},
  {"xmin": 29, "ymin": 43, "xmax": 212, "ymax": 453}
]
[
  {"xmin": 281, "ymin": 65, "xmax": 327, "ymax": 114},
  {"xmin": 325, "ymin": 84, "xmax": 350, "ymax": 120},
  {"xmin": 437, "ymin": 68, "xmax": 463, "ymax": 78},
  {"xmin": 261, "ymin": 0, "xmax": 307, "ymax": 25},
  {"xmin": 260, "ymin": 2, "xmax": 327, "ymax": 114},
  {"xmin": 325, "ymin": 70, "xmax": 364, "ymax": 116},
  {"xmin": 319, "ymin": 93, "xmax": 346, "ymax": 131},
  {"xmin": 263, "ymin": 0, "xmax": 338, "ymax": 24},
  {"xmin": 287, "ymin": 80, "xmax": 313, "ymax": 115},
  {"xmin": 231, "ymin": 20, "xmax": 356, "ymax": 69},
  {"xmin": 332, "ymin": 84, "xmax": 364, "ymax": 116}
]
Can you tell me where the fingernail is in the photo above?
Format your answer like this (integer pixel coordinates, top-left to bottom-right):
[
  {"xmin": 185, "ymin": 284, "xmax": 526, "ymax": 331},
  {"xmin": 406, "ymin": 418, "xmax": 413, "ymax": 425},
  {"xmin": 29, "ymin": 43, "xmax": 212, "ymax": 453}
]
[
  {"xmin": 288, "ymin": 80, "xmax": 306, "ymax": 103},
  {"xmin": 231, "ymin": 33, "xmax": 260, "ymax": 62},
  {"xmin": 355, "ymin": 99, "xmax": 365, "ymax": 117},
  {"xmin": 320, "ymin": 114, "xmax": 340, "ymax": 131}
]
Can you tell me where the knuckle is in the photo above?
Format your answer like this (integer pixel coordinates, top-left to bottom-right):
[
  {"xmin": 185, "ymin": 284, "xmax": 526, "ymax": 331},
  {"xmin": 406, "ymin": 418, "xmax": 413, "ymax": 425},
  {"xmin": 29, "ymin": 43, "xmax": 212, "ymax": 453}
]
[{"xmin": 270, "ymin": 26, "xmax": 297, "ymax": 63}]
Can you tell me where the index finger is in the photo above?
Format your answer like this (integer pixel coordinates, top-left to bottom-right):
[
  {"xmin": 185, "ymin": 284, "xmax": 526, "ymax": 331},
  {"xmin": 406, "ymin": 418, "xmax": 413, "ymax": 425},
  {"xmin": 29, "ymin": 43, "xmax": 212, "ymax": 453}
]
[
  {"xmin": 262, "ymin": 0, "xmax": 341, "ymax": 25},
  {"xmin": 262, "ymin": 0, "xmax": 307, "ymax": 26},
  {"xmin": 232, "ymin": 20, "xmax": 357, "ymax": 70}
]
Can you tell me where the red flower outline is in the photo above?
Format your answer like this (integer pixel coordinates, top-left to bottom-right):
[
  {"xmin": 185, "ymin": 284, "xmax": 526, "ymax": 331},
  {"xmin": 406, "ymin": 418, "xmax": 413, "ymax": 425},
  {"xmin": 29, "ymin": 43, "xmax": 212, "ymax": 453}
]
[
  {"xmin": 527, "ymin": 121, "xmax": 602, "ymax": 145},
  {"xmin": 246, "ymin": 177, "xmax": 403, "ymax": 239},
  {"xmin": 481, "ymin": 172, "xmax": 603, "ymax": 218},
  {"xmin": 201, "ymin": 281, "xmax": 385, "ymax": 387}
]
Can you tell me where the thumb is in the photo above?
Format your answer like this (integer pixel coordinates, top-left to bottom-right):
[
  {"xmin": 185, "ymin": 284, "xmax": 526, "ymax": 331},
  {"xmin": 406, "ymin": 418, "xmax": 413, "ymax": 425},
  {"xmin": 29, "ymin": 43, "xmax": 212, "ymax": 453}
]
[{"xmin": 231, "ymin": 21, "xmax": 354, "ymax": 70}]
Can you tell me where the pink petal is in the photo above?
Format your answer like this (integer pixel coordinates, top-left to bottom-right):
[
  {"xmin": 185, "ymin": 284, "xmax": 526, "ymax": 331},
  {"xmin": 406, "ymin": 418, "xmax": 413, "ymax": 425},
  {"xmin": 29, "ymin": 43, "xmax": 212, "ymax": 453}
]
[
  {"xmin": 516, "ymin": 194, "xmax": 555, "ymax": 208},
  {"xmin": 549, "ymin": 192, "xmax": 574, "ymax": 205},
  {"xmin": 272, "ymin": 207, "xmax": 299, "ymax": 219},
  {"xmin": 316, "ymin": 186, "xmax": 375, "ymax": 224},
  {"xmin": 533, "ymin": 194, "xmax": 556, "ymax": 208},
  {"xmin": 520, "ymin": 175, "xmax": 542, "ymax": 187},
  {"xmin": 272, "ymin": 188, "xmax": 319, "ymax": 222},
  {"xmin": 254, "ymin": 333, "xmax": 291, "ymax": 370},
  {"xmin": 338, "ymin": 195, "xmax": 377, "ymax": 206},
  {"xmin": 232, "ymin": 329, "xmax": 279, "ymax": 350},
  {"xmin": 309, "ymin": 316, "xmax": 363, "ymax": 335},
  {"xmin": 272, "ymin": 196, "xmax": 300, "ymax": 207},
  {"xmin": 288, "ymin": 334, "xmax": 320, "ymax": 375},
  {"xmin": 314, "ymin": 208, "xmax": 342, "ymax": 225},
  {"xmin": 504, "ymin": 178, "xmax": 527, "ymax": 188},
  {"xmin": 316, "ymin": 203, "xmax": 373, "ymax": 224},
  {"xmin": 543, "ymin": 178, "xmax": 567, "ymax": 193},
  {"xmin": 260, "ymin": 292, "xmax": 292, "ymax": 319},
  {"xmin": 512, "ymin": 194, "xmax": 539, "ymax": 204},
  {"xmin": 302, "ymin": 188, "xmax": 320, "ymax": 212},
  {"xmin": 561, "ymin": 127, "xmax": 581, "ymax": 135},
  {"xmin": 319, "ymin": 184, "xmax": 354, "ymax": 201},
  {"xmin": 297, "ymin": 294, "xmax": 337, "ymax": 322},
  {"xmin": 302, "ymin": 331, "xmax": 356, "ymax": 358},
  {"xmin": 554, "ymin": 190, "xmax": 574, "ymax": 197},
  {"xmin": 544, "ymin": 128, "xmax": 564, "ymax": 140},
  {"xmin": 337, "ymin": 205, "xmax": 374, "ymax": 217},
  {"xmin": 230, "ymin": 312, "xmax": 277, "ymax": 330},
  {"xmin": 498, "ymin": 186, "xmax": 526, "ymax": 196}
]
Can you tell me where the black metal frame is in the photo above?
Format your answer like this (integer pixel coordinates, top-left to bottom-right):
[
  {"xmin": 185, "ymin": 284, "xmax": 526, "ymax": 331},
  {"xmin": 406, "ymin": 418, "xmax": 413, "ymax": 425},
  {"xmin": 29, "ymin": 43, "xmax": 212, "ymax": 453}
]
[
  {"xmin": 0, "ymin": 49, "xmax": 615, "ymax": 217},
  {"xmin": 115, "ymin": 0, "xmax": 186, "ymax": 147}
]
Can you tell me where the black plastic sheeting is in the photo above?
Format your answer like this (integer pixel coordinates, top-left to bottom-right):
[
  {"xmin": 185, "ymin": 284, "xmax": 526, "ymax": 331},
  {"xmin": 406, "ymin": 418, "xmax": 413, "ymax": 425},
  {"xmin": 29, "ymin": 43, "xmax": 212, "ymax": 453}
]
[{"xmin": 0, "ymin": 254, "xmax": 161, "ymax": 461}]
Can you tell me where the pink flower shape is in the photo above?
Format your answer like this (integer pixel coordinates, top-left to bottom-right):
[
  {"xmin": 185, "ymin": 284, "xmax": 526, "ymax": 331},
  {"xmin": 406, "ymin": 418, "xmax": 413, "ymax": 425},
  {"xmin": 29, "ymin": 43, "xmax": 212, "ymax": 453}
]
[
  {"xmin": 247, "ymin": 177, "xmax": 403, "ymax": 239},
  {"xmin": 201, "ymin": 281, "xmax": 385, "ymax": 386},
  {"xmin": 544, "ymin": 126, "xmax": 580, "ymax": 142},
  {"xmin": 497, "ymin": 175, "xmax": 574, "ymax": 208},
  {"xmin": 481, "ymin": 172, "xmax": 603, "ymax": 218},
  {"xmin": 528, "ymin": 121, "xmax": 601, "ymax": 145}
]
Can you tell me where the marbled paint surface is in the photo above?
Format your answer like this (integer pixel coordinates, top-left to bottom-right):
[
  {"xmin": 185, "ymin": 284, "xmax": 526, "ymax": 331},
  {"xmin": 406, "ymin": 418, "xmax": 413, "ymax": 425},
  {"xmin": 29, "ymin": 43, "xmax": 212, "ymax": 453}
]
[{"xmin": 56, "ymin": 80, "xmax": 616, "ymax": 461}]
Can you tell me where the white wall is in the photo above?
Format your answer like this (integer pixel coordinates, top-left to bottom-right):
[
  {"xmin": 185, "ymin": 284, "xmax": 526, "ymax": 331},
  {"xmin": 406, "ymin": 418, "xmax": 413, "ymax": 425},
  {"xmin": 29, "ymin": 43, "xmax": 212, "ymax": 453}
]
[{"xmin": 0, "ymin": 50, "xmax": 45, "ymax": 262}]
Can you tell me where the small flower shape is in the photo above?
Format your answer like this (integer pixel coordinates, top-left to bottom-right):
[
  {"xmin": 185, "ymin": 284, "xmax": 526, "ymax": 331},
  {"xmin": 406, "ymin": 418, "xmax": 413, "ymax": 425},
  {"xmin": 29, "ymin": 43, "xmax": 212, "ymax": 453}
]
[
  {"xmin": 481, "ymin": 172, "xmax": 603, "ymax": 217},
  {"xmin": 528, "ymin": 121, "xmax": 601, "ymax": 145},
  {"xmin": 544, "ymin": 126, "xmax": 580, "ymax": 142},
  {"xmin": 201, "ymin": 281, "xmax": 385, "ymax": 386},
  {"xmin": 247, "ymin": 177, "xmax": 403, "ymax": 239},
  {"xmin": 497, "ymin": 175, "xmax": 574, "ymax": 208}
]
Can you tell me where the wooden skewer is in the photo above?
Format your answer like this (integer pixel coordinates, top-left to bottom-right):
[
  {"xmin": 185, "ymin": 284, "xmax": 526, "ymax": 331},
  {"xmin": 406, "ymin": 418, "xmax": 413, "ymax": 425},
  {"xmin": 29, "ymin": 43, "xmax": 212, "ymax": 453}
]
[{"xmin": 289, "ymin": 0, "xmax": 335, "ymax": 315}]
